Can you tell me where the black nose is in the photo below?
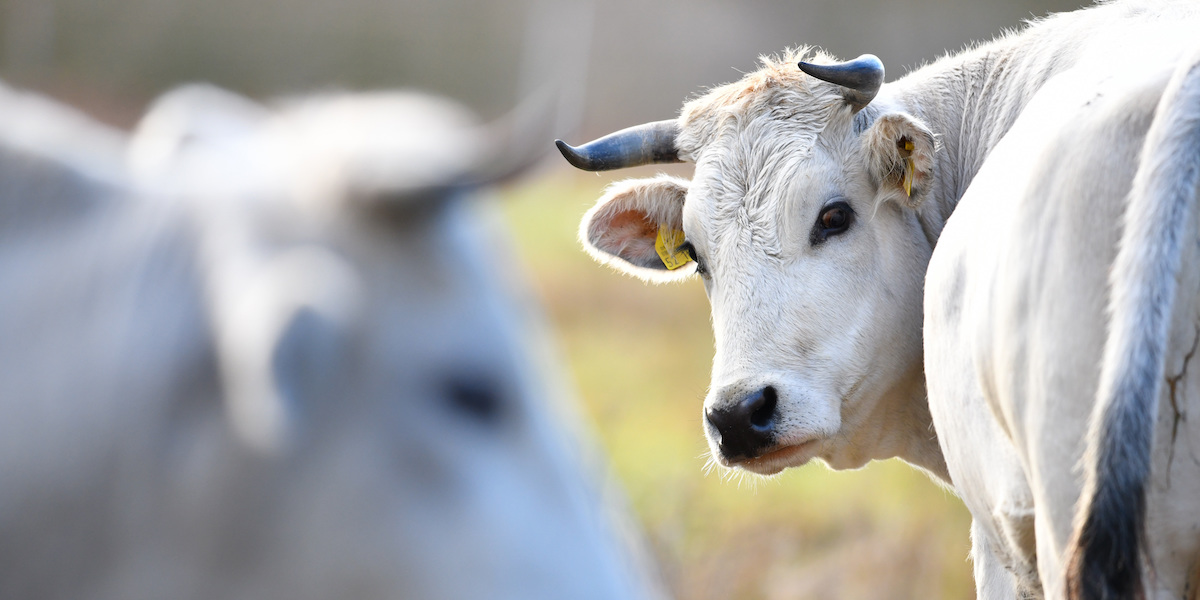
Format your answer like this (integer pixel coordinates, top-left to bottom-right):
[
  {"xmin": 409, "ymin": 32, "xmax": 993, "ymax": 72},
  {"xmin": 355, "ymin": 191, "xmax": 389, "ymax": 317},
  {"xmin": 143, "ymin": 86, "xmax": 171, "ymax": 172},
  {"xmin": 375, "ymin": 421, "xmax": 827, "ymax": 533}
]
[{"xmin": 706, "ymin": 386, "xmax": 778, "ymax": 460}]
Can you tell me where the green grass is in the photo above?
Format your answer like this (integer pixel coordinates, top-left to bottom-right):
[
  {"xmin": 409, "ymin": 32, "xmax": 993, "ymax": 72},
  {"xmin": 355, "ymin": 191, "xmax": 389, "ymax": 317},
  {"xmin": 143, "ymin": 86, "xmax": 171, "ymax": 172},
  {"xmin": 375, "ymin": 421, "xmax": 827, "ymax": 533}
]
[{"xmin": 500, "ymin": 173, "xmax": 974, "ymax": 600}]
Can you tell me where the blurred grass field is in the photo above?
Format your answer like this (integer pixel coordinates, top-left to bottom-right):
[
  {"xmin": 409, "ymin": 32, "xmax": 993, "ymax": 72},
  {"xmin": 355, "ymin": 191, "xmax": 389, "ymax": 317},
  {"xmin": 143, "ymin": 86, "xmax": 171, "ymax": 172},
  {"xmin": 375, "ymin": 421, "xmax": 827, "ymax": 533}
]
[{"xmin": 500, "ymin": 172, "xmax": 975, "ymax": 600}]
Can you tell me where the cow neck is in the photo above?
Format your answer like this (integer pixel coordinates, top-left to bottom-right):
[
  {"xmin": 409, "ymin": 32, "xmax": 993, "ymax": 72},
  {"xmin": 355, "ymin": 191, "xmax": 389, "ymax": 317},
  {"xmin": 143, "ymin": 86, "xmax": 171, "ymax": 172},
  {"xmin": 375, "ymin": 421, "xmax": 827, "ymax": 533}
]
[
  {"xmin": 873, "ymin": 369, "xmax": 951, "ymax": 483},
  {"xmin": 888, "ymin": 16, "xmax": 1086, "ymax": 241}
]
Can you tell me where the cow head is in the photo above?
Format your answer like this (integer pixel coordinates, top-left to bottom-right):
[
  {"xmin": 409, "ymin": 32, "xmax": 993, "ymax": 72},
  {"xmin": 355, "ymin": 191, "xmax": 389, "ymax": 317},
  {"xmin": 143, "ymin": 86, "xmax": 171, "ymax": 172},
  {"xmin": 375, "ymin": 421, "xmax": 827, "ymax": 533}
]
[{"xmin": 560, "ymin": 49, "xmax": 941, "ymax": 476}]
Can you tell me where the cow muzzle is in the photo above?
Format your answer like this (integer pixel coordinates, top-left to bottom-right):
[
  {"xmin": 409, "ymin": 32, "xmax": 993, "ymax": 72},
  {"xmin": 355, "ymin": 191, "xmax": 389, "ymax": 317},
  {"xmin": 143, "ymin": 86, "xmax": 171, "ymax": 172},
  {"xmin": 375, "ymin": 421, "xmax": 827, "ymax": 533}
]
[{"xmin": 705, "ymin": 385, "xmax": 778, "ymax": 461}]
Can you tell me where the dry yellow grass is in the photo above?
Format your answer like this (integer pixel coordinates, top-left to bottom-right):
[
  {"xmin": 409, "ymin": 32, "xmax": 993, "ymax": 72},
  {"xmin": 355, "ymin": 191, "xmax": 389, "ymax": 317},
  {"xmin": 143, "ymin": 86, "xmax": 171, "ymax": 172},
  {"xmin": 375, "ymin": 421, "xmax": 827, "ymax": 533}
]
[{"xmin": 500, "ymin": 172, "xmax": 974, "ymax": 599}]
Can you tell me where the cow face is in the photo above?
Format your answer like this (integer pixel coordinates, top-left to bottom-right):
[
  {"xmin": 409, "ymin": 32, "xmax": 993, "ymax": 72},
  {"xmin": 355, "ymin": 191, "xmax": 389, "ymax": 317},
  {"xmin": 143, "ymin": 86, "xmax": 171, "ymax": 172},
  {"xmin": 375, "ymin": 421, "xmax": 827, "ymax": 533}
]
[{"xmin": 572, "ymin": 50, "xmax": 939, "ymax": 475}]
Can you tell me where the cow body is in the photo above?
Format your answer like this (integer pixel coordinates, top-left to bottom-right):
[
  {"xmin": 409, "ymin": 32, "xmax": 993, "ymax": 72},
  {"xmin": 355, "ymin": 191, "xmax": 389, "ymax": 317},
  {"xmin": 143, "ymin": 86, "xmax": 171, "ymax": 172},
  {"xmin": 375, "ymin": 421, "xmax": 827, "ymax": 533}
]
[
  {"xmin": 0, "ymin": 83, "xmax": 656, "ymax": 600},
  {"xmin": 559, "ymin": 0, "xmax": 1200, "ymax": 597},
  {"xmin": 926, "ymin": 60, "xmax": 1200, "ymax": 598}
]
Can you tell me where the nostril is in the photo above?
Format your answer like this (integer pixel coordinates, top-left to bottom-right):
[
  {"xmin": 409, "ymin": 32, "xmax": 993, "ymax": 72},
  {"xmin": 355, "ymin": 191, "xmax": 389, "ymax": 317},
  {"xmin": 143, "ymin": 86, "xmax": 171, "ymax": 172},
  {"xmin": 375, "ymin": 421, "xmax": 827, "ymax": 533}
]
[{"xmin": 750, "ymin": 386, "xmax": 777, "ymax": 429}]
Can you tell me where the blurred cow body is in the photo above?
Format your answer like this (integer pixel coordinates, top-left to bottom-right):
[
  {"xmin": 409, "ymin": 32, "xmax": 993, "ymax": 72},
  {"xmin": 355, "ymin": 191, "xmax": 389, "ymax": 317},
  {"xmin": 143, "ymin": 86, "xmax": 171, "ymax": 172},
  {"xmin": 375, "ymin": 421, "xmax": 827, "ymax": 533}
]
[{"xmin": 0, "ymin": 82, "xmax": 655, "ymax": 600}]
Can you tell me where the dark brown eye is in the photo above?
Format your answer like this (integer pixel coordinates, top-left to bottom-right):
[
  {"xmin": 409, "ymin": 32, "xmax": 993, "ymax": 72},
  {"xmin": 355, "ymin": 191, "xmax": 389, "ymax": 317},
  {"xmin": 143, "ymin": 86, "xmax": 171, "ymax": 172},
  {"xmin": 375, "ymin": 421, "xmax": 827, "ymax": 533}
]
[
  {"xmin": 823, "ymin": 207, "xmax": 848, "ymax": 229},
  {"xmin": 810, "ymin": 201, "xmax": 855, "ymax": 245}
]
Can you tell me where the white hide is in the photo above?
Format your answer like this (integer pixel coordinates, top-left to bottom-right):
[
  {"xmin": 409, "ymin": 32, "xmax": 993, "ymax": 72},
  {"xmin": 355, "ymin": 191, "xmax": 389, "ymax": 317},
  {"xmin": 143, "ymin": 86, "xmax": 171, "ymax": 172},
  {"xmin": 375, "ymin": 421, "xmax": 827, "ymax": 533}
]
[{"xmin": 0, "ymin": 84, "xmax": 659, "ymax": 600}]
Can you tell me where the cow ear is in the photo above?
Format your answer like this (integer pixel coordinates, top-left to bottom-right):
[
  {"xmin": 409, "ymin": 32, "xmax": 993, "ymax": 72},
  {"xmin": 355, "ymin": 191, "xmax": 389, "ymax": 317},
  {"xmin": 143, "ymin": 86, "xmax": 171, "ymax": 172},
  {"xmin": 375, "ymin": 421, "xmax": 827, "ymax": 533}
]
[
  {"xmin": 579, "ymin": 175, "xmax": 696, "ymax": 283},
  {"xmin": 129, "ymin": 84, "xmax": 269, "ymax": 180},
  {"xmin": 862, "ymin": 112, "xmax": 937, "ymax": 208}
]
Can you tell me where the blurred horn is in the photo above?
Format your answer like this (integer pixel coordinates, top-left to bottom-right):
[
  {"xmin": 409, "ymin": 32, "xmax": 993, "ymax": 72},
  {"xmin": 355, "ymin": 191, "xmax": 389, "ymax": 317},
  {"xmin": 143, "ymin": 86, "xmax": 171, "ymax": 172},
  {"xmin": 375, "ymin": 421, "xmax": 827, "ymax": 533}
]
[
  {"xmin": 797, "ymin": 54, "xmax": 884, "ymax": 111},
  {"xmin": 555, "ymin": 120, "xmax": 681, "ymax": 171},
  {"xmin": 468, "ymin": 84, "xmax": 560, "ymax": 185}
]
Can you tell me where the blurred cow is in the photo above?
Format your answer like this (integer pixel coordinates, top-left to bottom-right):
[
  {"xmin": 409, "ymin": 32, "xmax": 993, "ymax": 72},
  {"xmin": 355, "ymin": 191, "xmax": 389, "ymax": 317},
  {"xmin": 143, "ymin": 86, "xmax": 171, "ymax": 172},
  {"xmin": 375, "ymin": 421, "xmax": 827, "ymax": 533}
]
[{"xmin": 0, "ymin": 81, "xmax": 659, "ymax": 600}]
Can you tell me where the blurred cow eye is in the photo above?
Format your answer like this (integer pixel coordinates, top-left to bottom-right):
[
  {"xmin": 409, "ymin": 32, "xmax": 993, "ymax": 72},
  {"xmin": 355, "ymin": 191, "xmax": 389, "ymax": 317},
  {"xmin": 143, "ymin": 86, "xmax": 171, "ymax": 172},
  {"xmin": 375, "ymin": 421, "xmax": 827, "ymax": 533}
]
[
  {"xmin": 810, "ymin": 201, "xmax": 855, "ymax": 245},
  {"xmin": 442, "ymin": 375, "xmax": 507, "ymax": 426}
]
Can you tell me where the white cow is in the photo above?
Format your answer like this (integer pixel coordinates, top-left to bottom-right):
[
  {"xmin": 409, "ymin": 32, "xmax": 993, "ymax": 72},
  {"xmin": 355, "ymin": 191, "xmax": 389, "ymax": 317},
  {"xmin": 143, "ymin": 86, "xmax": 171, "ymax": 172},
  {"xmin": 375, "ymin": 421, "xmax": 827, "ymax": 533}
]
[
  {"xmin": 0, "ymin": 82, "xmax": 659, "ymax": 600},
  {"xmin": 556, "ymin": 1, "xmax": 1200, "ymax": 597}
]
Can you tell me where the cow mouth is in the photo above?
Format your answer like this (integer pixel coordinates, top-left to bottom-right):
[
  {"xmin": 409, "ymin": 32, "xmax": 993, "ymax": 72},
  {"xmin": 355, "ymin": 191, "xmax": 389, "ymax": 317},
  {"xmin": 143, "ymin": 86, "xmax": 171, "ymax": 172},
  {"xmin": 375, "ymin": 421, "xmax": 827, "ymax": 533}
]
[{"xmin": 731, "ymin": 439, "xmax": 820, "ymax": 476}]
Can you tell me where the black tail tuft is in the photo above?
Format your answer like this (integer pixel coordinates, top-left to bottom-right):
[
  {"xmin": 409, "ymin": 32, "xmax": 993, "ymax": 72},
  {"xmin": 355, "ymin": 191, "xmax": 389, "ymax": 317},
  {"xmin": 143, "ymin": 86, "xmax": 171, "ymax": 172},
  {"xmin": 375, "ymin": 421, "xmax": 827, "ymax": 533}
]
[{"xmin": 1066, "ymin": 474, "xmax": 1146, "ymax": 600}]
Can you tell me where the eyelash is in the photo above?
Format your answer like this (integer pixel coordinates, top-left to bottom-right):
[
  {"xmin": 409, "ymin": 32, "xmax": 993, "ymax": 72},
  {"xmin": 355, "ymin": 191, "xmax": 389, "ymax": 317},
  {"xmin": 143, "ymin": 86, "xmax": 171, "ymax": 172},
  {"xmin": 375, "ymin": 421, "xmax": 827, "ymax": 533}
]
[{"xmin": 680, "ymin": 241, "xmax": 708, "ymax": 276}]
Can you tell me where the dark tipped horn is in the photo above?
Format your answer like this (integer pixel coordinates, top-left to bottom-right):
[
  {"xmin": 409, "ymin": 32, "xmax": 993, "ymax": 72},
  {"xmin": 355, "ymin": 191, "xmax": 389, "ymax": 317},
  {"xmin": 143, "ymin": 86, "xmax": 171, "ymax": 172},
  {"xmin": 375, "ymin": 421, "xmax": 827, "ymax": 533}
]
[
  {"xmin": 797, "ymin": 54, "xmax": 885, "ymax": 111},
  {"xmin": 555, "ymin": 120, "xmax": 681, "ymax": 171}
]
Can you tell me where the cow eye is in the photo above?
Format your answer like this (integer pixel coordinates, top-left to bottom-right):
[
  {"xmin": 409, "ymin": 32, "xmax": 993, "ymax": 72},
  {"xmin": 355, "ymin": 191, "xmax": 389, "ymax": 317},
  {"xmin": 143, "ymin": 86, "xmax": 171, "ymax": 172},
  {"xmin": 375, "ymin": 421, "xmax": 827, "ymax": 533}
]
[
  {"xmin": 679, "ymin": 241, "xmax": 708, "ymax": 277},
  {"xmin": 442, "ymin": 374, "xmax": 507, "ymax": 427},
  {"xmin": 810, "ymin": 201, "xmax": 855, "ymax": 245}
]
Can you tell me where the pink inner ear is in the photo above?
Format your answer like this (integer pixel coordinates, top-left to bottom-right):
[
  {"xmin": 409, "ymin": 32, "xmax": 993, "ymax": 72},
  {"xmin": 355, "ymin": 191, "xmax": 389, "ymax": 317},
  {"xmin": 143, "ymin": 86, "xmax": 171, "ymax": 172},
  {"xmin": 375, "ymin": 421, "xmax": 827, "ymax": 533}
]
[{"xmin": 594, "ymin": 208, "xmax": 660, "ymax": 266}]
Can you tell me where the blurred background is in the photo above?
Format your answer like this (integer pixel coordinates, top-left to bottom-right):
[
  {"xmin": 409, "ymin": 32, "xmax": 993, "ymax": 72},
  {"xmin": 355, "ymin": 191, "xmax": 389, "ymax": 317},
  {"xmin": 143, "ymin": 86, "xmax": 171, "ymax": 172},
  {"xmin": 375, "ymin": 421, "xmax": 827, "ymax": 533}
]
[{"xmin": 0, "ymin": 0, "xmax": 1084, "ymax": 597}]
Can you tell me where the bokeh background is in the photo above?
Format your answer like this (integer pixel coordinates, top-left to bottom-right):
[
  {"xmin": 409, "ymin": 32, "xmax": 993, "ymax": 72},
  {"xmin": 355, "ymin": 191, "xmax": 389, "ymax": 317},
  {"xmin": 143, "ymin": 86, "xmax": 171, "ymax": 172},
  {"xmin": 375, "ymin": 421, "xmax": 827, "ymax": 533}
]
[{"xmin": 1, "ymin": 0, "xmax": 1086, "ymax": 597}]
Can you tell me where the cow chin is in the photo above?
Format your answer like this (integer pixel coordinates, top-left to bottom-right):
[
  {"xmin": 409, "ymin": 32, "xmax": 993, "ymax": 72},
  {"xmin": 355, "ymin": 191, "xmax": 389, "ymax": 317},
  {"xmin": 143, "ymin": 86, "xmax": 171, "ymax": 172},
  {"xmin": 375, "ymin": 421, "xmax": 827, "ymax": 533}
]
[{"xmin": 728, "ymin": 438, "xmax": 824, "ymax": 476}]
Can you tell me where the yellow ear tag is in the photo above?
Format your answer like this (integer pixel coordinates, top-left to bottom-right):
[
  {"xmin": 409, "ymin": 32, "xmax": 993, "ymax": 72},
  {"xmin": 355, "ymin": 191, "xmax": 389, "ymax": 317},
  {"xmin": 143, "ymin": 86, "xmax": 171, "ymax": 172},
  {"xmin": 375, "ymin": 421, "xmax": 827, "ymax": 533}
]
[
  {"xmin": 903, "ymin": 157, "xmax": 915, "ymax": 197},
  {"xmin": 655, "ymin": 225, "xmax": 693, "ymax": 270}
]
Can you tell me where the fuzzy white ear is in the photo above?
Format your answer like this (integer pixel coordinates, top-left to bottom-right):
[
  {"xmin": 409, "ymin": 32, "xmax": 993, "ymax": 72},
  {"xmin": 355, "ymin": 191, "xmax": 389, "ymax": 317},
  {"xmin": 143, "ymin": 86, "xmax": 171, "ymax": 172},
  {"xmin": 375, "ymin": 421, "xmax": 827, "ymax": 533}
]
[
  {"xmin": 579, "ymin": 174, "xmax": 696, "ymax": 283},
  {"xmin": 272, "ymin": 92, "xmax": 498, "ymax": 211},
  {"xmin": 862, "ymin": 112, "xmax": 937, "ymax": 208},
  {"xmin": 129, "ymin": 84, "xmax": 269, "ymax": 181}
]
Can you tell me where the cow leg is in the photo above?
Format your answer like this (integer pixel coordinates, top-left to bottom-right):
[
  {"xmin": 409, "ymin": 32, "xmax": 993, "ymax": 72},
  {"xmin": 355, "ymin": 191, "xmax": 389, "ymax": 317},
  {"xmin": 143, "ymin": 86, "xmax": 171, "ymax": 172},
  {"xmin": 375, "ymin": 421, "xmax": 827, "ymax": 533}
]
[
  {"xmin": 994, "ymin": 496, "xmax": 1041, "ymax": 598},
  {"xmin": 972, "ymin": 519, "xmax": 1031, "ymax": 600}
]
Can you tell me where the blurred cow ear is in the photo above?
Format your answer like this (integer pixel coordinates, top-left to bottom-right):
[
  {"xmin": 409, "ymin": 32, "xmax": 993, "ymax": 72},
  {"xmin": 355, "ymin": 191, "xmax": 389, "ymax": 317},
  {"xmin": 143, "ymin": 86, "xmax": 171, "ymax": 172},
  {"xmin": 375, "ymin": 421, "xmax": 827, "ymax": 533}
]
[
  {"xmin": 862, "ymin": 112, "xmax": 937, "ymax": 208},
  {"xmin": 128, "ymin": 84, "xmax": 269, "ymax": 180},
  {"xmin": 579, "ymin": 175, "xmax": 696, "ymax": 283},
  {"xmin": 206, "ymin": 245, "xmax": 361, "ymax": 453},
  {"xmin": 269, "ymin": 92, "xmax": 488, "ymax": 212}
]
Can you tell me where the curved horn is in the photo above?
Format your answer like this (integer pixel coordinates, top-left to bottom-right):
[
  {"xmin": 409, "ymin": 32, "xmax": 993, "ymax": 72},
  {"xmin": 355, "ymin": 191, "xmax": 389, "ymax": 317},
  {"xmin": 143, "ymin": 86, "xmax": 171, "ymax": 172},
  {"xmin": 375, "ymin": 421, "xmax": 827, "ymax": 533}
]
[
  {"xmin": 797, "ymin": 54, "xmax": 884, "ymax": 111},
  {"xmin": 554, "ymin": 120, "xmax": 681, "ymax": 171}
]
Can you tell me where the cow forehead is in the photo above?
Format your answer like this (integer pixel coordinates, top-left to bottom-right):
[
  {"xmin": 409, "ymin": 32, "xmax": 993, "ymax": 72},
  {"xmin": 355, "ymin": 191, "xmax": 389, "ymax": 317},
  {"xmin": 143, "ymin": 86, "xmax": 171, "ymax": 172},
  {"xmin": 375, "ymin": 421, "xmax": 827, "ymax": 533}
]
[
  {"xmin": 675, "ymin": 48, "xmax": 846, "ymax": 160},
  {"xmin": 675, "ymin": 50, "xmax": 860, "ymax": 257},
  {"xmin": 682, "ymin": 129, "xmax": 855, "ymax": 265}
]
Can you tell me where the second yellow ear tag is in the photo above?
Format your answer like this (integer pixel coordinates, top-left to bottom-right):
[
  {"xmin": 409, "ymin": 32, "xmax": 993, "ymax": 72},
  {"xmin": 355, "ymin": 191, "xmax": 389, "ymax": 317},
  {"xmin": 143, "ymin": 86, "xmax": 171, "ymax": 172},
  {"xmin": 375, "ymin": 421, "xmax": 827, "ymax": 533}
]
[
  {"xmin": 655, "ymin": 225, "xmax": 693, "ymax": 270},
  {"xmin": 903, "ymin": 157, "xmax": 915, "ymax": 197},
  {"xmin": 902, "ymin": 139, "xmax": 915, "ymax": 197}
]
